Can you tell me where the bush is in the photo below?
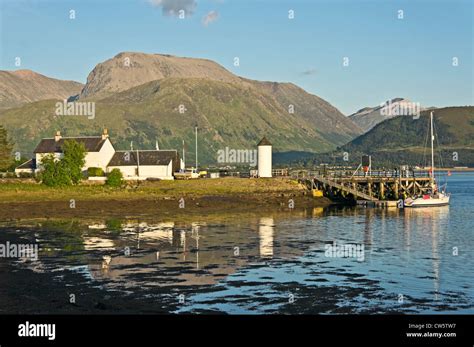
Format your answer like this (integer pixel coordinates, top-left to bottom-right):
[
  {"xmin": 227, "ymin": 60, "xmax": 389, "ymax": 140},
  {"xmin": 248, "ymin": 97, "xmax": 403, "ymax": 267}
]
[
  {"xmin": 106, "ymin": 169, "xmax": 123, "ymax": 187},
  {"xmin": 41, "ymin": 155, "xmax": 71, "ymax": 186},
  {"xmin": 62, "ymin": 140, "xmax": 86, "ymax": 184},
  {"xmin": 18, "ymin": 172, "xmax": 33, "ymax": 178},
  {"xmin": 40, "ymin": 140, "xmax": 86, "ymax": 187},
  {"xmin": 88, "ymin": 167, "xmax": 105, "ymax": 177}
]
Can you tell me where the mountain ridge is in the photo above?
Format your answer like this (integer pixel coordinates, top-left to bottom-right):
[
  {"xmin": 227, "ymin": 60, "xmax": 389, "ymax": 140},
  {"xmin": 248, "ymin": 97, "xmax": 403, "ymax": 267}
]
[
  {"xmin": 299, "ymin": 106, "xmax": 474, "ymax": 167},
  {"xmin": 349, "ymin": 98, "xmax": 428, "ymax": 133},
  {"xmin": 0, "ymin": 69, "xmax": 83, "ymax": 110},
  {"xmin": 0, "ymin": 51, "xmax": 363, "ymax": 163}
]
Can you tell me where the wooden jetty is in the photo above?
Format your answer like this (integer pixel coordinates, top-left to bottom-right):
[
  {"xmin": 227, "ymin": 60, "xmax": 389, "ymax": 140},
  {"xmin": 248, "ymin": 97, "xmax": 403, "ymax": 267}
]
[{"xmin": 291, "ymin": 169, "xmax": 435, "ymax": 206}]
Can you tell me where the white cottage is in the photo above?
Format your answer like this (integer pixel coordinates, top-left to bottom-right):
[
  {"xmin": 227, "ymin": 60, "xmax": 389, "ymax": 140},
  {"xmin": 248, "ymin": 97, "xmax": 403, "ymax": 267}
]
[
  {"xmin": 107, "ymin": 150, "xmax": 180, "ymax": 180},
  {"xmin": 28, "ymin": 129, "xmax": 115, "ymax": 173},
  {"xmin": 16, "ymin": 129, "xmax": 181, "ymax": 180}
]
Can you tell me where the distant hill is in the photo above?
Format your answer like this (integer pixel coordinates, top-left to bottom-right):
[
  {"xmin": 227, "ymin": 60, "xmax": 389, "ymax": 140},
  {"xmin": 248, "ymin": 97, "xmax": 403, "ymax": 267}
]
[
  {"xmin": 349, "ymin": 98, "xmax": 430, "ymax": 133},
  {"xmin": 300, "ymin": 107, "xmax": 474, "ymax": 167},
  {"xmin": 0, "ymin": 52, "xmax": 362, "ymax": 164},
  {"xmin": 0, "ymin": 70, "xmax": 83, "ymax": 110}
]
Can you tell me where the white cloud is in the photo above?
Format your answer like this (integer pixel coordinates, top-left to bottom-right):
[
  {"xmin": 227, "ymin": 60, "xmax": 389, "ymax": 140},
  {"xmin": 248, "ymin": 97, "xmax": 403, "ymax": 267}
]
[
  {"xmin": 148, "ymin": 0, "xmax": 197, "ymax": 17},
  {"xmin": 302, "ymin": 68, "xmax": 317, "ymax": 76},
  {"xmin": 202, "ymin": 10, "xmax": 219, "ymax": 26}
]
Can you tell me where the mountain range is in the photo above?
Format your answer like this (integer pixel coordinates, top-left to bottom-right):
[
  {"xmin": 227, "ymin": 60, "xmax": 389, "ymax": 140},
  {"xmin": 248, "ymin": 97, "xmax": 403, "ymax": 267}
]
[
  {"xmin": 349, "ymin": 98, "xmax": 432, "ymax": 132},
  {"xmin": 0, "ymin": 70, "xmax": 83, "ymax": 110},
  {"xmin": 0, "ymin": 52, "xmax": 362, "ymax": 163},
  {"xmin": 300, "ymin": 106, "xmax": 474, "ymax": 167}
]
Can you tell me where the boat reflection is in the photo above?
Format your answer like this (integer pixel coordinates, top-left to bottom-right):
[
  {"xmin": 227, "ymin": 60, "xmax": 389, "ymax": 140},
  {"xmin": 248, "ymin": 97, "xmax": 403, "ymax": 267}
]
[{"xmin": 404, "ymin": 206, "xmax": 449, "ymax": 301}]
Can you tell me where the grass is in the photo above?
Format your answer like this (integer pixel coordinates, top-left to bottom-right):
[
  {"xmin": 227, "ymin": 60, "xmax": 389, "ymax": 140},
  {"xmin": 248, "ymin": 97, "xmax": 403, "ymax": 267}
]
[{"xmin": 0, "ymin": 177, "xmax": 303, "ymax": 203}]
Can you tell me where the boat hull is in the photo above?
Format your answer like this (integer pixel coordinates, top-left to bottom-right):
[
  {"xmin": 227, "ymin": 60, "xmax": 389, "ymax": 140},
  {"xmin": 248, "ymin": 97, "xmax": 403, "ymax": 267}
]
[
  {"xmin": 406, "ymin": 201, "xmax": 450, "ymax": 208},
  {"xmin": 404, "ymin": 194, "xmax": 450, "ymax": 208}
]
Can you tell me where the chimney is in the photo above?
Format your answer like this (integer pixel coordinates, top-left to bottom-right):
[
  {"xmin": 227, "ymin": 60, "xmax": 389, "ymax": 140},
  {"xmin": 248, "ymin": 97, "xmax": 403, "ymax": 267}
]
[
  {"xmin": 102, "ymin": 128, "xmax": 109, "ymax": 140},
  {"xmin": 54, "ymin": 131, "xmax": 61, "ymax": 142}
]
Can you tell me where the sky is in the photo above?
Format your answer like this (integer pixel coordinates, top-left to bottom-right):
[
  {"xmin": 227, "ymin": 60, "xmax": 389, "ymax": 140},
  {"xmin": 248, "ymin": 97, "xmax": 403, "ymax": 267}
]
[{"xmin": 0, "ymin": 0, "xmax": 472, "ymax": 114}]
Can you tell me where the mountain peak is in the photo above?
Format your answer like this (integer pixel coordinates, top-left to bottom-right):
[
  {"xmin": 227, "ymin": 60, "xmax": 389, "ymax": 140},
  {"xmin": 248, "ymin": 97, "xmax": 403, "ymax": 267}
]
[
  {"xmin": 80, "ymin": 52, "xmax": 242, "ymax": 99},
  {"xmin": 350, "ymin": 98, "xmax": 424, "ymax": 132},
  {"xmin": 10, "ymin": 69, "xmax": 41, "ymax": 79}
]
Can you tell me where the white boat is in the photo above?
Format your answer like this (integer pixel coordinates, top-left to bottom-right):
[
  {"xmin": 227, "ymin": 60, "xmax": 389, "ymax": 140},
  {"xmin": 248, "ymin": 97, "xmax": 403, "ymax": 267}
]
[{"xmin": 404, "ymin": 112, "xmax": 450, "ymax": 208}]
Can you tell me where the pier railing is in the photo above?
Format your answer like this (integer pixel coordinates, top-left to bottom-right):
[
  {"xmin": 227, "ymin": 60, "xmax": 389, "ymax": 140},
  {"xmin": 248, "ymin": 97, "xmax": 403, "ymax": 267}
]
[
  {"xmin": 290, "ymin": 168, "xmax": 434, "ymax": 202},
  {"xmin": 290, "ymin": 169, "xmax": 431, "ymax": 180}
]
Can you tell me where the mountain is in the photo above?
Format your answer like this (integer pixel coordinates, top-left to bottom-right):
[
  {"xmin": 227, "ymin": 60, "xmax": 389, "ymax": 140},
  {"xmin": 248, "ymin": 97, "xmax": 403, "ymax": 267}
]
[
  {"xmin": 349, "ymin": 98, "xmax": 428, "ymax": 133},
  {"xmin": 80, "ymin": 52, "xmax": 243, "ymax": 99},
  {"xmin": 302, "ymin": 107, "xmax": 474, "ymax": 167},
  {"xmin": 79, "ymin": 52, "xmax": 361, "ymax": 141},
  {"xmin": 0, "ymin": 70, "xmax": 83, "ymax": 110},
  {"xmin": 0, "ymin": 52, "xmax": 363, "ymax": 164}
]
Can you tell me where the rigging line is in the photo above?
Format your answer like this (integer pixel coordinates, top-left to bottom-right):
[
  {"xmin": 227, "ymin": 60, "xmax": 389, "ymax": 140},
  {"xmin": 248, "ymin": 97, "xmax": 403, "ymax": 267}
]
[
  {"xmin": 433, "ymin": 119, "xmax": 444, "ymax": 167},
  {"xmin": 422, "ymin": 115, "xmax": 430, "ymax": 168},
  {"xmin": 433, "ymin": 118, "xmax": 447, "ymax": 185}
]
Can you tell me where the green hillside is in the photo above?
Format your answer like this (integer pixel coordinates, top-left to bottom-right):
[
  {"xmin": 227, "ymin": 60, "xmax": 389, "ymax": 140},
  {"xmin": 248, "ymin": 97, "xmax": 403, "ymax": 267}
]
[
  {"xmin": 0, "ymin": 78, "xmax": 361, "ymax": 164},
  {"xmin": 299, "ymin": 107, "xmax": 474, "ymax": 167}
]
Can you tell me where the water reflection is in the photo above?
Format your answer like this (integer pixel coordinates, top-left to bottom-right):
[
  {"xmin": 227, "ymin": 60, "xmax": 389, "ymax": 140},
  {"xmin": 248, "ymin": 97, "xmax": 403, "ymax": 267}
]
[
  {"xmin": 258, "ymin": 217, "xmax": 274, "ymax": 258},
  {"xmin": 404, "ymin": 207, "xmax": 449, "ymax": 302},
  {"xmin": 1, "ymin": 202, "xmax": 472, "ymax": 314}
]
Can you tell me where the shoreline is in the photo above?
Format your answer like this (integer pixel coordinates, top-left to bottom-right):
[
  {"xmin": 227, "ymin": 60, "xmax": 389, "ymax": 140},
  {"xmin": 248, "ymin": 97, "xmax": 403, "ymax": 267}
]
[{"xmin": 0, "ymin": 178, "xmax": 336, "ymax": 220}]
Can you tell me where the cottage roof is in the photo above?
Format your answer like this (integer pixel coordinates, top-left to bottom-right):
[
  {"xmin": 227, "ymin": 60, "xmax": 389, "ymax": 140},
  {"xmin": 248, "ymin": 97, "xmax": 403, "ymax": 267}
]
[
  {"xmin": 108, "ymin": 150, "xmax": 178, "ymax": 166},
  {"xmin": 16, "ymin": 159, "xmax": 35, "ymax": 169},
  {"xmin": 33, "ymin": 137, "xmax": 107, "ymax": 153}
]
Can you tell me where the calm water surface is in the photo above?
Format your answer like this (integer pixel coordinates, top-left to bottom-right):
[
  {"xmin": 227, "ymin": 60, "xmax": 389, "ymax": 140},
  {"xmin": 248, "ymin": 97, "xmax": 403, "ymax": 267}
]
[{"xmin": 1, "ymin": 173, "xmax": 473, "ymax": 314}]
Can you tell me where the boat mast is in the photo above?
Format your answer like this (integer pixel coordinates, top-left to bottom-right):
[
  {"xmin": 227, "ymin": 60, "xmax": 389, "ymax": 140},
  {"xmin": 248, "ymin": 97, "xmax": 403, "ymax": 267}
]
[
  {"xmin": 430, "ymin": 111, "xmax": 435, "ymax": 188},
  {"xmin": 196, "ymin": 127, "xmax": 197, "ymax": 172},
  {"xmin": 182, "ymin": 140, "xmax": 185, "ymax": 169}
]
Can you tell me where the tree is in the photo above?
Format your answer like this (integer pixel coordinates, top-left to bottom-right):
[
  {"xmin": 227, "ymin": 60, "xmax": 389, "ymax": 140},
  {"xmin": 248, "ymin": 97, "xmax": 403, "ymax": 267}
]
[
  {"xmin": 40, "ymin": 155, "xmax": 71, "ymax": 187},
  {"xmin": 0, "ymin": 125, "xmax": 13, "ymax": 171},
  {"xmin": 106, "ymin": 169, "xmax": 123, "ymax": 187},
  {"xmin": 62, "ymin": 140, "xmax": 86, "ymax": 184},
  {"xmin": 40, "ymin": 140, "xmax": 86, "ymax": 186}
]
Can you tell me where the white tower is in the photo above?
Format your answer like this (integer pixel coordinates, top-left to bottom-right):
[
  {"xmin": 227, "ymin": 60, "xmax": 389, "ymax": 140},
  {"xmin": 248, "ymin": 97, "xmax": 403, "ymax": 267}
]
[{"xmin": 257, "ymin": 137, "xmax": 272, "ymax": 178}]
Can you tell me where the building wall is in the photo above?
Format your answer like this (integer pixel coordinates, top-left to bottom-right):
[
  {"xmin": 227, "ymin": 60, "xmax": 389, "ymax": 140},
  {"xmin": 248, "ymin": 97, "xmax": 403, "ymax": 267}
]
[
  {"xmin": 15, "ymin": 168, "xmax": 34, "ymax": 174},
  {"xmin": 107, "ymin": 166, "xmax": 137, "ymax": 177},
  {"xmin": 35, "ymin": 153, "xmax": 63, "ymax": 172},
  {"xmin": 34, "ymin": 138, "xmax": 115, "ymax": 172},
  {"xmin": 139, "ymin": 161, "xmax": 173, "ymax": 178},
  {"xmin": 85, "ymin": 138, "xmax": 115, "ymax": 170},
  {"xmin": 107, "ymin": 161, "xmax": 174, "ymax": 180},
  {"xmin": 258, "ymin": 145, "xmax": 272, "ymax": 177}
]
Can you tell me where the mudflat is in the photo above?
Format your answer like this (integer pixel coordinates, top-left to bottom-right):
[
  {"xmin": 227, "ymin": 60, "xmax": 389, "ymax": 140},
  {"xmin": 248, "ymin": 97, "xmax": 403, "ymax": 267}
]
[{"xmin": 0, "ymin": 178, "xmax": 333, "ymax": 219}]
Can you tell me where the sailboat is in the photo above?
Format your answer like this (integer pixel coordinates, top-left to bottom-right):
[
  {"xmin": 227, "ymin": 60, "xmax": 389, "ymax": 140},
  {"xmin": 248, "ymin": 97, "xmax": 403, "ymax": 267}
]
[{"xmin": 404, "ymin": 112, "xmax": 450, "ymax": 207}]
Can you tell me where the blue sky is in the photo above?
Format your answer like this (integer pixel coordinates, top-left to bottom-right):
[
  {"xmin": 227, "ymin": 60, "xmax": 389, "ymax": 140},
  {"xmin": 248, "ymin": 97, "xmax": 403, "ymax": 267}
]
[{"xmin": 0, "ymin": 0, "xmax": 472, "ymax": 114}]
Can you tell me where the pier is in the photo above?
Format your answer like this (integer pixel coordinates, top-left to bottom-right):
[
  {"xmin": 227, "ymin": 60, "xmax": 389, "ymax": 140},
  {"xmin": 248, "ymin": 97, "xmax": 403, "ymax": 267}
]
[{"xmin": 291, "ymin": 169, "xmax": 436, "ymax": 205}]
